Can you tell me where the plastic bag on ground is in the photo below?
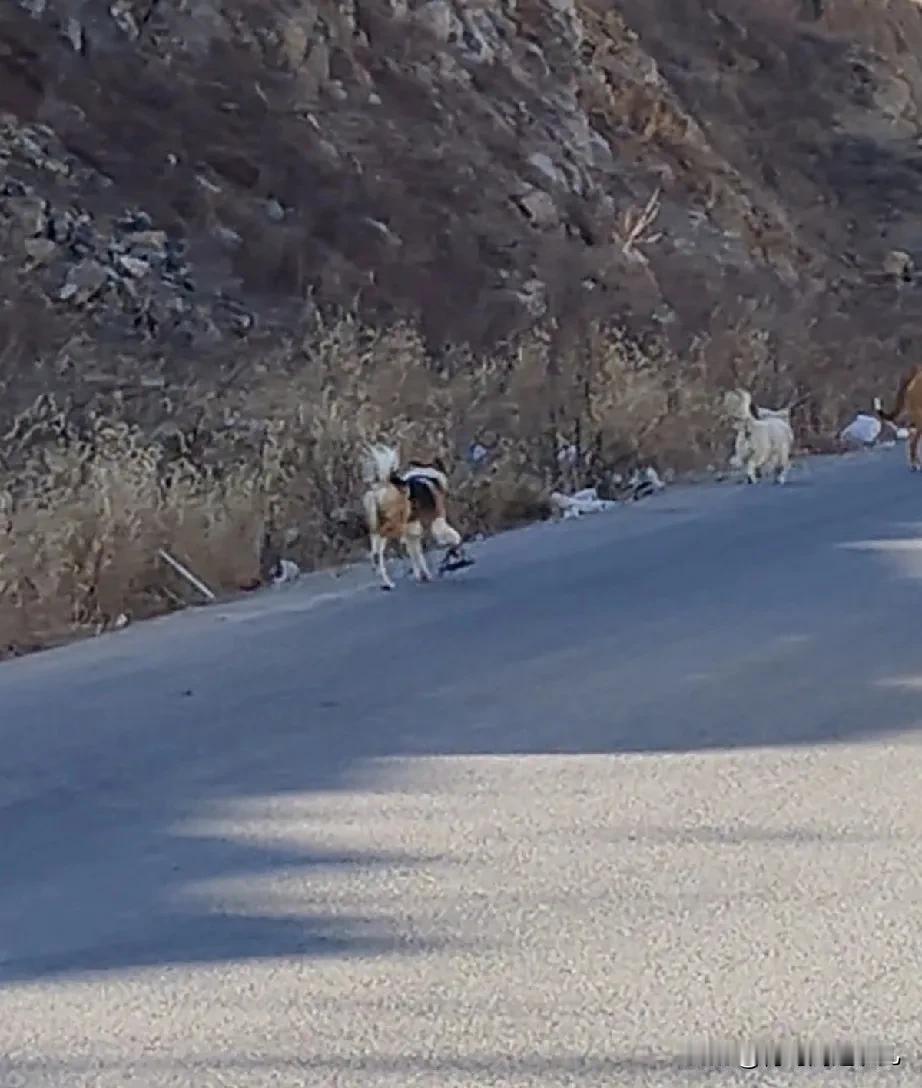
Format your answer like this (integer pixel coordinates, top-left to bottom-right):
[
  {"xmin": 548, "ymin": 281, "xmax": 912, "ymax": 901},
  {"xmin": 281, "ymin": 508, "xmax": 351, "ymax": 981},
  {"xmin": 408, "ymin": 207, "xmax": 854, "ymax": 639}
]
[
  {"xmin": 272, "ymin": 559, "xmax": 301, "ymax": 586},
  {"xmin": 840, "ymin": 414, "xmax": 881, "ymax": 447},
  {"xmin": 549, "ymin": 488, "xmax": 619, "ymax": 519}
]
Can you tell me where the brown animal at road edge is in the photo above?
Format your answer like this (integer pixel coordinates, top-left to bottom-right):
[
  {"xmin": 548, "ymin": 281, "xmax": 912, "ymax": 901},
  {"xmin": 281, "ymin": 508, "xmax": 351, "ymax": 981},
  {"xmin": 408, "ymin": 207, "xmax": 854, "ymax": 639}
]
[
  {"xmin": 875, "ymin": 367, "xmax": 922, "ymax": 470},
  {"xmin": 360, "ymin": 443, "xmax": 465, "ymax": 591}
]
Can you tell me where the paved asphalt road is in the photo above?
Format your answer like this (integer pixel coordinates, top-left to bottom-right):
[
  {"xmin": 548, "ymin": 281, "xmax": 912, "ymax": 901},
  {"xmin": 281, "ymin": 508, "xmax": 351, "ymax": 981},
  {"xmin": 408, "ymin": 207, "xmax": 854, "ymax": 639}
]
[{"xmin": 3, "ymin": 446, "xmax": 922, "ymax": 1086}]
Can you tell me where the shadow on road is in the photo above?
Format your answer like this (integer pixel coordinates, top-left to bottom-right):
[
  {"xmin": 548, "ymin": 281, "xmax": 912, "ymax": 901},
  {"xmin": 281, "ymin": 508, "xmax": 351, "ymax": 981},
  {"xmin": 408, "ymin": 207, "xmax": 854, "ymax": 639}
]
[{"xmin": 2, "ymin": 478, "xmax": 922, "ymax": 986}]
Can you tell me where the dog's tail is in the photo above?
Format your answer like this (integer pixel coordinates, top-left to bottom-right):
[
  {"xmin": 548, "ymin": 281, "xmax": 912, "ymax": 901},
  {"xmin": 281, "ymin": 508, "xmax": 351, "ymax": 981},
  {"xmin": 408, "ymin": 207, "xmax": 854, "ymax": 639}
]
[
  {"xmin": 360, "ymin": 443, "xmax": 405, "ymax": 536},
  {"xmin": 360, "ymin": 442, "xmax": 404, "ymax": 487},
  {"xmin": 875, "ymin": 368, "xmax": 920, "ymax": 423}
]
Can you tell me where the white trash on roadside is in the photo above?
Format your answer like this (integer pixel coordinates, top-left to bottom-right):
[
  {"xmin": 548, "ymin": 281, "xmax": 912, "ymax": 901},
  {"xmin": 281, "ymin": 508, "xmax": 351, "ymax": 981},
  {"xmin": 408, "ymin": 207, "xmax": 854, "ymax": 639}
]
[
  {"xmin": 549, "ymin": 487, "xmax": 619, "ymax": 519},
  {"xmin": 272, "ymin": 559, "xmax": 301, "ymax": 586},
  {"xmin": 840, "ymin": 413, "xmax": 910, "ymax": 448},
  {"xmin": 467, "ymin": 442, "xmax": 490, "ymax": 467},
  {"xmin": 628, "ymin": 466, "xmax": 666, "ymax": 498},
  {"xmin": 839, "ymin": 414, "xmax": 881, "ymax": 448},
  {"xmin": 550, "ymin": 466, "xmax": 668, "ymax": 519},
  {"xmin": 557, "ymin": 444, "xmax": 579, "ymax": 469}
]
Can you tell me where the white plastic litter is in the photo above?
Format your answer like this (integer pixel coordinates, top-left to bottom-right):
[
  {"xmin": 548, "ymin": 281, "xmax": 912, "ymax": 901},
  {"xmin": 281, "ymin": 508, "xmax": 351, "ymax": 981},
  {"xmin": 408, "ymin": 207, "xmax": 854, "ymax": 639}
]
[
  {"xmin": 549, "ymin": 487, "xmax": 619, "ymax": 519},
  {"xmin": 632, "ymin": 466, "xmax": 665, "ymax": 492},
  {"xmin": 839, "ymin": 414, "xmax": 881, "ymax": 447},
  {"xmin": 550, "ymin": 465, "xmax": 668, "ymax": 519},
  {"xmin": 467, "ymin": 442, "xmax": 489, "ymax": 466},
  {"xmin": 272, "ymin": 559, "xmax": 301, "ymax": 586},
  {"xmin": 622, "ymin": 466, "xmax": 667, "ymax": 500}
]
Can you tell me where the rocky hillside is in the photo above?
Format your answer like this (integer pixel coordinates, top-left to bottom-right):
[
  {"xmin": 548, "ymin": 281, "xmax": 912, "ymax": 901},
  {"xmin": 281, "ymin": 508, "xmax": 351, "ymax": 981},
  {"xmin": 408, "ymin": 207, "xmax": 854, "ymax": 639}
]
[
  {"xmin": 5, "ymin": 0, "xmax": 922, "ymax": 651},
  {"xmin": 4, "ymin": 0, "xmax": 922, "ymax": 415}
]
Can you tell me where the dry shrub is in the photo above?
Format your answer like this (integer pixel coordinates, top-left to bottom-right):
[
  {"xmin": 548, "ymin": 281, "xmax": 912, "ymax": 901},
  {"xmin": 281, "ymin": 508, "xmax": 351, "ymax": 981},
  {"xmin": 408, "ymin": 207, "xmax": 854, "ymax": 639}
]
[
  {"xmin": 455, "ymin": 447, "xmax": 553, "ymax": 533},
  {"xmin": 0, "ymin": 402, "xmax": 269, "ymax": 653},
  {"xmin": 0, "ymin": 312, "xmax": 778, "ymax": 658}
]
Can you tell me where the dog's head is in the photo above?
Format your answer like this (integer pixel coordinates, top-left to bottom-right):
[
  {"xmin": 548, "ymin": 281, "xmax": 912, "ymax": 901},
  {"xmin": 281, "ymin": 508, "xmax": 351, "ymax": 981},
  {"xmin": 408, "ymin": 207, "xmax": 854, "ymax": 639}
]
[{"xmin": 723, "ymin": 388, "xmax": 753, "ymax": 422}]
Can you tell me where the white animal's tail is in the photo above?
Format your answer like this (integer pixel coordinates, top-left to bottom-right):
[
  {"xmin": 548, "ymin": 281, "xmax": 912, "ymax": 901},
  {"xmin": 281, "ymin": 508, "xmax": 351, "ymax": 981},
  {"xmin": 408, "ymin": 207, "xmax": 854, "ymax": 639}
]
[{"xmin": 360, "ymin": 442, "xmax": 401, "ymax": 486}]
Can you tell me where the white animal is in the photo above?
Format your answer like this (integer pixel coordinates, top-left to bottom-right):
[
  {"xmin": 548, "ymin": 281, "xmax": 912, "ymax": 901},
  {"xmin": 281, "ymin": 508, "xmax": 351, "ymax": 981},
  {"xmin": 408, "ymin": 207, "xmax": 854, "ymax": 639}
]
[{"xmin": 725, "ymin": 388, "xmax": 794, "ymax": 485}]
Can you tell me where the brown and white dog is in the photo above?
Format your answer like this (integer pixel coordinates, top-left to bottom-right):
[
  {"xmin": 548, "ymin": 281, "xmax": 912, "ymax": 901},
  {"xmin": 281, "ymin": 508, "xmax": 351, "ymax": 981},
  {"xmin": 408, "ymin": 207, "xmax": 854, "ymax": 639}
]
[
  {"xmin": 875, "ymin": 366, "xmax": 922, "ymax": 470},
  {"xmin": 360, "ymin": 443, "xmax": 463, "ymax": 590}
]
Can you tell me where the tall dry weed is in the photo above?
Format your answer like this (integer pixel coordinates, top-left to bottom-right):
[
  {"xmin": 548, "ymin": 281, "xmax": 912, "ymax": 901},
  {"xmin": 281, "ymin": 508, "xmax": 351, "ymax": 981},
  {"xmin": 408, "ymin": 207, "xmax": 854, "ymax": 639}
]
[{"xmin": 0, "ymin": 313, "xmax": 801, "ymax": 658}]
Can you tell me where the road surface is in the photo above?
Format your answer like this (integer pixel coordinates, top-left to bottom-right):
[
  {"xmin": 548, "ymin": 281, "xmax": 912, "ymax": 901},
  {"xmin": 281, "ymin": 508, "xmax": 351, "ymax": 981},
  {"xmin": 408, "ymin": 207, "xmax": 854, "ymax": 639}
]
[{"xmin": 3, "ymin": 446, "xmax": 922, "ymax": 1086}]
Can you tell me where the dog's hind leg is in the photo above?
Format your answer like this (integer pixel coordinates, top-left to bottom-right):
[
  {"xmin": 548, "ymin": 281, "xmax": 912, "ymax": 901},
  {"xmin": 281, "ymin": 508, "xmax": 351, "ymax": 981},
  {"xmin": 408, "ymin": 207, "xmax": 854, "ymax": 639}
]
[
  {"xmin": 371, "ymin": 533, "xmax": 395, "ymax": 590},
  {"xmin": 404, "ymin": 523, "xmax": 432, "ymax": 583},
  {"xmin": 429, "ymin": 516, "xmax": 462, "ymax": 550}
]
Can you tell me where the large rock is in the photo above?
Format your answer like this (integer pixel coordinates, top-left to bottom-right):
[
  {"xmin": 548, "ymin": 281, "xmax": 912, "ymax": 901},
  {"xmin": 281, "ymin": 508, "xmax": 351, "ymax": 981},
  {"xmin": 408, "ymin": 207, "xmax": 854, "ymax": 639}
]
[
  {"xmin": 517, "ymin": 188, "xmax": 560, "ymax": 229},
  {"xmin": 59, "ymin": 260, "xmax": 110, "ymax": 305},
  {"xmin": 4, "ymin": 195, "xmax": 47, "ymax": 236}
]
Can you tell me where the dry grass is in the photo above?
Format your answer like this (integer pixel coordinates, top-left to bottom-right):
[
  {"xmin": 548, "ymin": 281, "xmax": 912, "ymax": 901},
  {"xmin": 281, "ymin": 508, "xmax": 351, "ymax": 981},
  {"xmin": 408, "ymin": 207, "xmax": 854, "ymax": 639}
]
[
  {"xmin": 0, "ymin": 297, "xmax": 885, "ymax": 661},
  {"xmin": 0, "ymin": 0, "xmax": 918, "ymax": 664},
  {"xmin": 0, "ymin": 311, "xmax": 752, "ymax": 658}
]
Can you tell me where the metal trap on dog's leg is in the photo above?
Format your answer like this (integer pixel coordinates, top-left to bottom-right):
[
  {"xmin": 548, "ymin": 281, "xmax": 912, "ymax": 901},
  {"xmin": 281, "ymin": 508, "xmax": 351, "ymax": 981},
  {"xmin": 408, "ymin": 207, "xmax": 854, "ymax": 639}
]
[{"xmin": 437, "ymin": 544, "xmax": 476, "ymax": 577}]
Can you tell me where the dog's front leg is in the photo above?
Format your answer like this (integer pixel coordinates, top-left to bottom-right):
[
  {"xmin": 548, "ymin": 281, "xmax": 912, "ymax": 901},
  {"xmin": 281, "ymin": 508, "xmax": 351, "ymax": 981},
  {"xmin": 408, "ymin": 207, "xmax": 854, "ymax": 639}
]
[{"xmin": 745, "ymin": 459, "xmax": 758, "ymax": 484}]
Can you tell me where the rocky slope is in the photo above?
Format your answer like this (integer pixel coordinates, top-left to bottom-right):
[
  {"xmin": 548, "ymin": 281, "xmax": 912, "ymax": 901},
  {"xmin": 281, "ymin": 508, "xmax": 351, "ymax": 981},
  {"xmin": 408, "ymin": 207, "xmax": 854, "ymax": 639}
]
[{"xmin": 4, "ymin": 0, "xmax": 922, "ymax": 430}]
